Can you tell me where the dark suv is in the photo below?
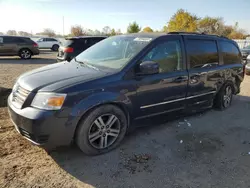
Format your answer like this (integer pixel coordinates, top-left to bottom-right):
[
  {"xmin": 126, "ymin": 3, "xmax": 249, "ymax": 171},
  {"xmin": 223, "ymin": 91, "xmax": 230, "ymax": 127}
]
[
  {"xmin": 8, "ymin": 32, "xmax": 244, "ymax": 155},
  {"xmin": 57, "ymin": 36, "xmax": 106, "ymax": 62},
  {"xmin": 0, "ymin": 36, "xmax": 39, "ymax": 59}
]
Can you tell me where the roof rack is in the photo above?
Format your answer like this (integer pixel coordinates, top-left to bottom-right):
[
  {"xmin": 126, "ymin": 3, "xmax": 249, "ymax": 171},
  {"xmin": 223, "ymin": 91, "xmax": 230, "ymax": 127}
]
[{"xmin": 167, "ymin": 32, "xmax": 228, "ymax": 39}]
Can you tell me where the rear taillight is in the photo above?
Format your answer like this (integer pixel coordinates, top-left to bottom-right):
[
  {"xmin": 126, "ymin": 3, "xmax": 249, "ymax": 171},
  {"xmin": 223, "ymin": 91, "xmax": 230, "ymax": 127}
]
[
  {"xmin": 64, "ymin": 47, "xmax": 73, "ymax": 53},
  {"xmin": 33, "ymin": 43, "xmax": 38, "ymax": 47}
]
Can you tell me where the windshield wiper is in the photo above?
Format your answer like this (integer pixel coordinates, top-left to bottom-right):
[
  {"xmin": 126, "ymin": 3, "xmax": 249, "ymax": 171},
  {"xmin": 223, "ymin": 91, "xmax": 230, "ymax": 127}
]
[{"xmin": 74, "ymin": 57, "xmax": 99, "ymax": 71}]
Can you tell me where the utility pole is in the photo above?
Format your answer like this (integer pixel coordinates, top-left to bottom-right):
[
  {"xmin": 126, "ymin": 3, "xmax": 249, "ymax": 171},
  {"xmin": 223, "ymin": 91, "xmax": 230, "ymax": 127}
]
[{"xmin": 63, "ymin": 16, "xmax": 65, "ymax": 36}]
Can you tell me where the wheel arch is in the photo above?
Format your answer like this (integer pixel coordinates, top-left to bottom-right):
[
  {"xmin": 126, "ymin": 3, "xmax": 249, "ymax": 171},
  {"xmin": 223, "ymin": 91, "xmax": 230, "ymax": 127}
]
[
  {"xmin": 71, "ymin": 93, "xmax": 132, "ymax": 141},
  {"xmin": 18, "ymin": 48, "xmax": 33, "ymax": 55}
]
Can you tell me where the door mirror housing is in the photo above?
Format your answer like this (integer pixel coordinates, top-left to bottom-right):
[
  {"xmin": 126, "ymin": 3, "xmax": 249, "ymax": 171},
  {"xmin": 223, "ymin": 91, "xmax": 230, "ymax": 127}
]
[{"xmin": 138, "ymin": 61, "xmax": 159, "ymax": 75}]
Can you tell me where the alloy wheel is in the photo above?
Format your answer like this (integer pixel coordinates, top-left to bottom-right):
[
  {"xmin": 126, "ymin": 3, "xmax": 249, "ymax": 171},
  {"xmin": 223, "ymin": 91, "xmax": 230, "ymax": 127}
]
[
  {"xmin": 88, "ymin": 114, "xmax": 120, "ymax": 149},
  {"xmin": 223, "ymin": 85, "xmax": 232, "ymax": 108},
  {"xmin": 21, "ymin": 50, "xmax": 31, "ymax": 59}
]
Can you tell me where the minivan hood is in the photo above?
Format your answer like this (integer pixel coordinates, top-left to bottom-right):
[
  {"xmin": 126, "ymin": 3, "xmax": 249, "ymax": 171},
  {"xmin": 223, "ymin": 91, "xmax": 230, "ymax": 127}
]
[{"xmin": 18, "ymin": 61, "xmax": 108, "ymax": 92}]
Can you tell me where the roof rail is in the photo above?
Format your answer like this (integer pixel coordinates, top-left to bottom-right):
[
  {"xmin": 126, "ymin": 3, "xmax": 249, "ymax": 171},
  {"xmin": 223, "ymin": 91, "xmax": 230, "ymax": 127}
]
[{"xmin": 168, "ymin": 31, "xmax": 228, "ymax": 39}]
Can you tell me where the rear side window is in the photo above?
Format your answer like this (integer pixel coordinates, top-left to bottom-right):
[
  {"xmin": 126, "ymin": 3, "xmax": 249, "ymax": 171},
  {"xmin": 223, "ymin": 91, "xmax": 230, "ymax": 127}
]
[
  {"xmin": 220, "ymin": 41, "xmax": 241, "ymax": 64},
  {"xmin": 89, "ymin": 38, "xmax": 105, "ymax": 46},
  {"xmin": 47, "ymin": 38, "xmax": 57, "ymax": 42},
  {"xmin": 13, "ymin": 37, "xmax": 26, "ymax": 43},
  {"xmin": 64, "ymin": 39, "xmax": 87, "ymax": 49},
  {"xmin": 0, "ymin": 37, "xmax": 3, "ymax": 43},
  {"xmin": 187, "ymin": 39, "xmax": 219, "ymax": 69},
  {"xmin": 3, "ymin": 37, "xmax": 15, "ymax": 43}
]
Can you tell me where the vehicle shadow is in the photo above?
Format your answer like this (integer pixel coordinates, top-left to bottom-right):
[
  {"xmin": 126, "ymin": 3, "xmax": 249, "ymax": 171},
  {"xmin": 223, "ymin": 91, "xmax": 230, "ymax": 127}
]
[{"xmin": 49, "ymin": 95, "xmax": 250, "ymax": 187}]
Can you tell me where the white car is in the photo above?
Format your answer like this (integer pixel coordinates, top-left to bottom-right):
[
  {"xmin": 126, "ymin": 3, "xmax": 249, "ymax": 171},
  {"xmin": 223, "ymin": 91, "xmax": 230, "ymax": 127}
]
[{"xmin": 37, "ymin": 38, "xmax": 60, "ymax": 51}]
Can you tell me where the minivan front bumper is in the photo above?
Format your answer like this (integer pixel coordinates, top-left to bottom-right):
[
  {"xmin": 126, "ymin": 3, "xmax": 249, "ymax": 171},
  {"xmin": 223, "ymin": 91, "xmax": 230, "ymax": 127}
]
[{"xmin": 7, "ymin": 95, "xmax": 75, "ymax": 150}]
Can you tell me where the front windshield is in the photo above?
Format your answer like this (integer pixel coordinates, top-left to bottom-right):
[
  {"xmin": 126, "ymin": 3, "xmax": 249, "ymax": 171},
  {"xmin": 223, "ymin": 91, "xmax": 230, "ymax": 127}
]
[{"xmin": 74, "ymin": 35, "xmax": 152, "ymax": 70}]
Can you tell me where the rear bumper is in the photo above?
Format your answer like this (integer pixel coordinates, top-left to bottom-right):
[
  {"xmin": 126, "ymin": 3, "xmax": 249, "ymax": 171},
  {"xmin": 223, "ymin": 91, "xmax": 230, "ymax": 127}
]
[
  {"xmin": 57, "ymin": 53, "xmax": 72, "ymax": 62},
  {"xmin": 7, "ymin": 95, "xmax": 76, "ymax": 150},
  {"xmin": 31, "ymin": 48, "xmax": 40, "ymax": 55}
]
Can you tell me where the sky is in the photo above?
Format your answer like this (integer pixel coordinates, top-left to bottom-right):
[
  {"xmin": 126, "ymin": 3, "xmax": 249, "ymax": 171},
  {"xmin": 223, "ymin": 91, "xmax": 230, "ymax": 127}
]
[{"xmin": 0, "ymin": 0, "xmax": 250, "ymax": 35}]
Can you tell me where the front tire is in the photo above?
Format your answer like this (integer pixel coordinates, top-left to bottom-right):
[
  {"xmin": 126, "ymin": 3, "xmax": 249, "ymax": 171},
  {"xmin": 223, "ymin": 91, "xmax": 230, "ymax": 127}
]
[
  {"xmin": 19, "ymin": 49, "xmax": 32, "ymax": 59},
  {"xmin": 214, "ymin": 83, "xmax": 233, "ymax": 110},
  {"xmin": 76, "ymin": 105, "xmax": 127, "ymax": 155}
]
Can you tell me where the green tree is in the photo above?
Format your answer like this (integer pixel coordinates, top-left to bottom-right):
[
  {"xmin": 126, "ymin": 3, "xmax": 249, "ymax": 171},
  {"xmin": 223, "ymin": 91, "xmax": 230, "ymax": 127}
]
[
  {"xmin": 110, "ymin": 29, "xmax": 116, "ymax": 36},
  {"xmin": 162, "ymin": 25, "xmax": 168, "ymax": 32},
  {"xmin": 142, "ymin": 27, "xmax": 153, "ymax": 33},
  {"xmin": 127, "ymin": 21, "xmax": 141, "ymax": 33},
  {"xmin": 167, "ymin": 9, "xmax": 198, "ymax": 32}
]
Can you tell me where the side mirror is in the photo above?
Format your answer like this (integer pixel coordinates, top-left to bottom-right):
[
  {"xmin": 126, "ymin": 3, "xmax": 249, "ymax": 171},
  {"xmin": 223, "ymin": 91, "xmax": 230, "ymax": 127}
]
[{"xmin": 138, "ymin": 61, "xmax": 159, "ymax": 75}]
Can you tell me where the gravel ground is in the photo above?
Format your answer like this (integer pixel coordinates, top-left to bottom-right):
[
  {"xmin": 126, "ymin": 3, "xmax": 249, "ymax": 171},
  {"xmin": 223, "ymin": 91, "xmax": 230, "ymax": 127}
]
[{"xmin": 1, "ymin": 53, "xmax": 250, "ymax": 188}]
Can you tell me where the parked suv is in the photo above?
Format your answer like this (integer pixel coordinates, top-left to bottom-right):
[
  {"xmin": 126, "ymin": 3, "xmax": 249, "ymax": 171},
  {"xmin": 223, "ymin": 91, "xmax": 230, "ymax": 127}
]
[
  {"xmin": 37, "ymin": 37, "xmax": 60, "ymax": 51},
  {"xmin": 57, "ymin": 36, "xmax": 106, "ymax": 62},
  {"xmin": 8, "ymin": 32, "xmax": 244, "ymax": 155},
  {"xmin": 0, "ymin": 36, "xmax": 39, "ymax": 59}
]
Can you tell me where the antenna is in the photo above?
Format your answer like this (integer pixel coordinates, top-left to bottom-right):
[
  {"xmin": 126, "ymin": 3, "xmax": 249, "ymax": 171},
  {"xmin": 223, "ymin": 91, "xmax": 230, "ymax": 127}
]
[{"xmin": 63, "ymin": 16, "xmax": 65, "ymax": 36}]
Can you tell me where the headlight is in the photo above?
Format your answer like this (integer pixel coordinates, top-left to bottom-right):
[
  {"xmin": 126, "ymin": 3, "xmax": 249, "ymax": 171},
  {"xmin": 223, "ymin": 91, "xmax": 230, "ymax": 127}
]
[{"xmin": 31, "ymin": 93, "xmax": 66, "ymax": 110}]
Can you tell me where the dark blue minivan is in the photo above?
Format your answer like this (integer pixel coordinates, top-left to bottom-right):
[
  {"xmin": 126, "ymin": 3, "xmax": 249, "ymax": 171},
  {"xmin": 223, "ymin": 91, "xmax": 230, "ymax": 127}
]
[{"xmin": 8, "ymin": 32, "xmax": 244, "ymax": 155}]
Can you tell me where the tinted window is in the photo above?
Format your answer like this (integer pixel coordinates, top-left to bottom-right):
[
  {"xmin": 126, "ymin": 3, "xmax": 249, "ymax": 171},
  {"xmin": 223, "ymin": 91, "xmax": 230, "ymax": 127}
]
[
  {"xmin": 187, "ymin": 40, "xmax": 219, "ymax": 69},
  {"xmin": 220, "ymin": 41, "xmax": 241, "ymax": 64},
  {"xmin": 0, "ymin": 37, "xmax": 3, "ymax": 43},
  {"xmin": 63, "ymin": 39, "xmax": 86, "ymax": 47},
  {"xmin": 142, "ymin": 40, "xmax": 182, "ymax": 73},
  {"xmin": 3, "ymin": 37, "xmax": 15, "ymax": 43},
  {"xmin": 89, "ymin": 38, "xmax": 105, "ymax": 46},
  {"xmin": 47, "ymin": 38, "xmax": 57, "ymax": 41},
  {"xmin": 13, "ymin": 37, "xmax": 26, "ymax": 43}
]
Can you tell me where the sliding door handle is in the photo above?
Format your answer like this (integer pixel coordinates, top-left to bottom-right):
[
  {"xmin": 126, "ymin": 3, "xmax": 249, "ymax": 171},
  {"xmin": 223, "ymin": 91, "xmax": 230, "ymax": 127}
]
[{"xmin": 172, "ymin": 76, "xmax": 188, "ymax": 83}]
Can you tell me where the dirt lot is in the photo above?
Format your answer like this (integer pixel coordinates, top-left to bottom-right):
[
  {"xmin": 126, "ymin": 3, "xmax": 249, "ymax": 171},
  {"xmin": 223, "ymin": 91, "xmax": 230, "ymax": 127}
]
[{"xmin": 1, "ymin": 52, "xmax": 250, "ymax": 188}]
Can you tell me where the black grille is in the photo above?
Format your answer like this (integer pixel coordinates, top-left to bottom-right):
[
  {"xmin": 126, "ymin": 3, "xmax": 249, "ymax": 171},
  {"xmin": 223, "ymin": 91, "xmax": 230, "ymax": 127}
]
[{"xmin": 12, "ymin": 85, "xmax": 30, "ymax": 108}]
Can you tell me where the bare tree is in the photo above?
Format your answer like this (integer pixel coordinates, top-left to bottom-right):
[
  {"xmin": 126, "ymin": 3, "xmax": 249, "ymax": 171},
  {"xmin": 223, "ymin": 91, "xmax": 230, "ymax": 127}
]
[
  {"xmin": 7, "ymin": 30, "xmax": 17, "ymax": 36},
  {"xmin": 18, "ymin": 31, "xmax": 32, "ymax": 36},
  {"xmin": 71, "ymin": 25, "xmax": 85, "ymax": 36},
  {"xmin": 42, "ymin": 28, "xmax": 56, "ymax": 37},
  {"xmin": 102, "ymin": 26, "xmax": 111, "ymax": 35},
  {"xmin": 0, "ymin": 32, "xmax": 4, "ymax": 35}
]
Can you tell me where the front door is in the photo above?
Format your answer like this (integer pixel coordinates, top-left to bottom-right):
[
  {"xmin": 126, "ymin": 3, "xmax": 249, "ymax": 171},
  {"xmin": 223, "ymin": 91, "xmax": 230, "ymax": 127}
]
[{"xmin": 135, "ymin": 37, "xmax": 188, "ymax": 119}]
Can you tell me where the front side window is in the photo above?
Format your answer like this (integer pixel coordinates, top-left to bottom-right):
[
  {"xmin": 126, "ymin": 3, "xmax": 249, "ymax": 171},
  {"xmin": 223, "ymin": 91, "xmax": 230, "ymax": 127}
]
[
  {"xmin": 220, "ymin": 41, "xmax": 241, "ymax": 64},
  {"xmin": 141, "ymin": 40, "xmax": 182, "ymax": 73},
  {"xmin": 37, "ymin": 38, "xmax": 44, "ymax": 42},
  {"xmin": 75, "ymin": 36, "xmax": 152, "ymax": 70},
  {"xmin": 187, "ymin": 39, "xmax": 219, "ymax": 69}
]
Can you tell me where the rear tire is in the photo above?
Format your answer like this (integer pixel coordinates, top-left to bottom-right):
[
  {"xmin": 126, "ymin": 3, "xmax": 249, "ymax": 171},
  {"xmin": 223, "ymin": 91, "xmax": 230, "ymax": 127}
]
[
  {"xmin": 76, "ymin": 105, "xmax": 127, "ymax": 155},
  {"xmin": 214, "ymin": 83, "xmax": 233, "ymax": 110},
  {"xmin": 51, "ymin": 44, "xmax": 59, "ymax": 51},
  {"xmin": 19, "ymin": 49, "xmax": 32, "ymax": 59}
]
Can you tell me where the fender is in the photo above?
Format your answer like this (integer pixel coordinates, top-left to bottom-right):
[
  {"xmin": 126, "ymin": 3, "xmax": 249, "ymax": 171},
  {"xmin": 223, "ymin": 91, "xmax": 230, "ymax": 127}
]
[{"xmin": 64, "ymin": 91, "xmax": 133, "ymax": 136}]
